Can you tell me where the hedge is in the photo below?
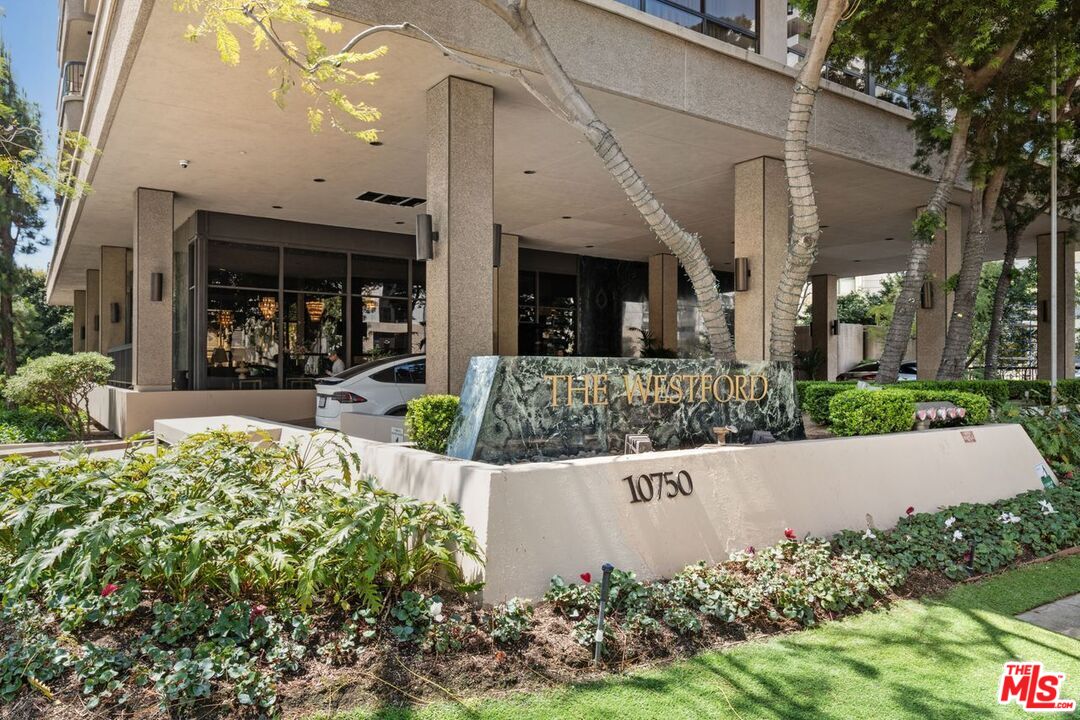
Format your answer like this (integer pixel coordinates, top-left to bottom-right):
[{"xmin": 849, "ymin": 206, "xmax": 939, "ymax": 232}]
[
  {"xmin": 796, "ymin": 381, "xmax": 857, "ymax": 424},
  {"xmin": 897, "ymin": 380, "xmax": 1009, "ymax": 407},
  {"xmin": 828, "ymin": 389, "xmax": 989, "ymax": 436},
  {"xmin": 829, "ymin": 390, "xmax": 916, "ymax": 436},
  {"xmin": 1059, "ymin": 379, "xmax": 1080, "ymax": 404},
  {"xmin": 405, "ymin": 394, "xmax": 460, "ymax": 454}
]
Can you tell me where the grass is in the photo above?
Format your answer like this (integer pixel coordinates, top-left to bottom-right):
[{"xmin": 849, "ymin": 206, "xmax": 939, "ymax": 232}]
[{"xmin": 317, "ymin": 556, "xmax": 1080, "ymax": 720}]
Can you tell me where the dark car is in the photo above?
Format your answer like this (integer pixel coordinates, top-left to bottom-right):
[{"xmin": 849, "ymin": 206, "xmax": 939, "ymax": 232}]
[{"xmin": 836, "ymin": 360, "xmax": 918, "ymax": 382}]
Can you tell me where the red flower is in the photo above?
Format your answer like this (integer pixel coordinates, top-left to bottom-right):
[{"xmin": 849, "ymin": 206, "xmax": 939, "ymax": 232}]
[
  {"xmin": 744, "ymin": 545, "xmax": 756, "ymax": 555},
  {"xmin": 783, "ymin": 528, "xmax": 797, "ymax": 540},
  {"xmin": 905, "ymin": 506, "xmax": 915, "ymax": 516},
  {"xmin": 100, "ymin": 583, "xmax": 120, "ymax": 598},
  {"xmin": 249, "ymin": 604, "xmax": 268, "ymax": 619},
  {"xmin": 579, "ymin": 572, "xmax": 592, "ymax": 584},
  {"xmin": 1065, "ymin": 471, "xmax": 1074, "ymax": 480}
]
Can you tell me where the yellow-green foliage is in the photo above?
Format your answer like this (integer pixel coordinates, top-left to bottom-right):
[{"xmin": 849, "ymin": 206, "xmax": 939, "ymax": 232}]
[{"xmin": 406, "ymin": 395, "xmax": 460, "ymax": 455}]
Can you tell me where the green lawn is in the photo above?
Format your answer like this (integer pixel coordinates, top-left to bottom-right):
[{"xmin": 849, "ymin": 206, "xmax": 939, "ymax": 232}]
[{"xmin": 319, "ymin": 556, "xmax": 1080, "ymax": 720}]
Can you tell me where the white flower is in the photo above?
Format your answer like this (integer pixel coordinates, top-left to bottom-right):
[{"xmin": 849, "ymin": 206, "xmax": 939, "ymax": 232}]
[
  {"xmin": 1039, "ymin": 500, "xmax": 1057, "ymax": 516},
  {"xmin": 429, "ymin": 601, "xmax": 443, "ymax": 618},
  {"xmin": 863, "ymin": 528, "xmax": 876, "ymax": 540},
  {"xmin": 999, "ymin": 511, "xmax": 1021, "ymax": 524},
  {"xmin": 944, "ymin": 516, "xmax": 956, "ymax": 528},
  {"xmin": 952, "ymin": 530, "xmax": 964, "ymax": 542},
  {"xmin": 434, "ymin": 613, "xmax": 445, "ymax": 623}
]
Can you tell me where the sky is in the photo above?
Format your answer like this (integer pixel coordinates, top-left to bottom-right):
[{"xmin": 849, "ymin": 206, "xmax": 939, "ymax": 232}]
[{"xmin": 3, "ymin": 1, "xmax": 62, "ymax": 271}]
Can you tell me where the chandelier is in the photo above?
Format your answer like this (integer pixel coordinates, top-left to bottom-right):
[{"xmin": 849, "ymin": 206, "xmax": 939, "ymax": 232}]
[
  {"xmin": 216, "ymin": 309, "xmax": 234, "ymax": 329},
  {"xmin": 305, "ymin": 298, "xmax": 325, "ymax": 323},
  {"xmin": 259, "ymin": 295, "xmax": 278, "ymax": 320}
]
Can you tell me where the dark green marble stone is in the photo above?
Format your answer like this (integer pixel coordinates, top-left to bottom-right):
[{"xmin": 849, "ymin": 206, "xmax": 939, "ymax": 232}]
[{"xmin": 446, "ymin": 356, "xmax": 804, "ymax": 464}]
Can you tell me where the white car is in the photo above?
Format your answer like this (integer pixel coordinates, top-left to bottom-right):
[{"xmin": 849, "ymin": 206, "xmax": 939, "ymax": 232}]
[{"xmin": 314, "ymin": 354, "xmax": 426, "ymax": 430}]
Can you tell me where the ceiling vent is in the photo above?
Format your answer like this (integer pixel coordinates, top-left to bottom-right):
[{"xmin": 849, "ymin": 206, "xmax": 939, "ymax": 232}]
[{"xmin": 356, "ymin": 191, "xmax": 426, "ymax": 207}]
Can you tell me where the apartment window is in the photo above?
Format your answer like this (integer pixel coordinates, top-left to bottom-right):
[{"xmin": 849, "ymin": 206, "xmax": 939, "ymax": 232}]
[
  {"xmin": 618, "ymin": 0, "xmax": 758, "ymax": 51},
  {"xmin": 350, "ymin": 254, "xmax": 415, "ymax": 363}
]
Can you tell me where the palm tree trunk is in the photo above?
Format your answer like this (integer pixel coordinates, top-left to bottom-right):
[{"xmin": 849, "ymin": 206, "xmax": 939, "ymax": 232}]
[
  {"xmin": 937, "ymin": 165, "xmax": 1006, "ymax": 379},
  {"xmin": 984, "ymin": 211, "xmax": 1022, "ymax": 379},
  {"xmin": 478, "ymin": 0, "xmax": 736, "ymax": 361},
  {"xmin": 877, "ymin": 109, "xmax": 973, "ymax": 383},
  {"xmin": 769, "ymin": 0, "xmax": 849, "ymax": 362}
]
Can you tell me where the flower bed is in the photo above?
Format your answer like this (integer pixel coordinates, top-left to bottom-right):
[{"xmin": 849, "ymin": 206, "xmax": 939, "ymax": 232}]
[{"xmin": 0, "ymin": 428, "xmax": 1075, "ymax": 717}]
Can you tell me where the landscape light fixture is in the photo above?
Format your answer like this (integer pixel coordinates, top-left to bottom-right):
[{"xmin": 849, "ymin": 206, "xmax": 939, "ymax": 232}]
[
  {"xmin": 920, "ymin": 280, "xmax": 934, "ymax": 310},
  {"xmin": 415, "ymin": 213, "xmax": 438, "ymax": 261},
  {"xmin": 150, "ymin": 272, "xmax": 164, "ymax": 302},
  {"xmin": 734, "ymin": 257, "xmax": 751, "ymax": 292},
  {"xmin": 493, "ymin": 223, "xmax": 503, "ymax": 268},
  {"xmin": 110, "ymin": 302, "xmax": 121, "ymax": 324}
]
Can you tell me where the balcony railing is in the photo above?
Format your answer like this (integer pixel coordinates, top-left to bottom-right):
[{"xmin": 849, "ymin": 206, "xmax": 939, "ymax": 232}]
[{"xmin": 60, "ymin": 60, "xmax": 86, "ymax": 101}]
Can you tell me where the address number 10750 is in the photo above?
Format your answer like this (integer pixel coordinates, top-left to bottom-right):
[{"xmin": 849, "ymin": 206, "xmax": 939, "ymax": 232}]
[{"xmin": 621, "ymin": 470, "xmax": 693, "ymax": 504}]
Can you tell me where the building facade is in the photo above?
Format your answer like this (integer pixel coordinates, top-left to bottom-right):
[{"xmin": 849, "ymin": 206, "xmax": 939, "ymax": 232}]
[{"xmin": 51, "ymin": 0, "xmax": 1071, "ymax": 434}]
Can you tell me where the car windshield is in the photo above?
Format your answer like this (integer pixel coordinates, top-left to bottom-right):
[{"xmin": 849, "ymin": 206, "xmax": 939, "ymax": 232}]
[{"xmin": 317, "ymin": 355, "xmax": 419, "ymax": 383}]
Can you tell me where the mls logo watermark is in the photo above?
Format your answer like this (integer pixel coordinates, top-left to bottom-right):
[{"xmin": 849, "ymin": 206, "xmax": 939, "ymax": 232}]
[{"xmin": 998, "ymin": 662, "xmax": 1076, "ymax": 712}]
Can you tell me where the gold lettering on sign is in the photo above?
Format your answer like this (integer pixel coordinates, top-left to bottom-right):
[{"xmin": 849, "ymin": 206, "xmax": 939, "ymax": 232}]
[{"xmin": 548, "ymin": 372, "xmax": 772, "ymax": 408}]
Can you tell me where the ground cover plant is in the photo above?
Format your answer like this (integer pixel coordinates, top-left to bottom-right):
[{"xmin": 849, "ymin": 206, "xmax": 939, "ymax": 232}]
[
  {"xmin": 0, "ymin": 406, "xmax": 68, "ymax": 444},
  {"xmin": 1002, "ymin": 405, "xmax": 1080, "ymax": 481},
  {"xmin": 0, "ymin": 425, "xmax": 1075, "ymax": 718}
]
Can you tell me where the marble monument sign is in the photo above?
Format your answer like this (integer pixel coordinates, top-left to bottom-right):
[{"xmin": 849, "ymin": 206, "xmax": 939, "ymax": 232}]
[{"xmin": 446, "ymin": 356, "xmax": 803, "ymax": 464}]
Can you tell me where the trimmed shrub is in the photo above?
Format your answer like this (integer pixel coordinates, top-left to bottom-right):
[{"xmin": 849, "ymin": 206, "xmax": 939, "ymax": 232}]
[
  {"xmin": 828, "ymin": 390, "xmax": 916, "ymax": 436},
  {"xmin": 1005, "ymin": 380, "xmax": 1051, "ymax": 403},
  {"xmin": 896, "ymin": 380, "xmax": 1009, "ymax": 407},
  {"xmin": 405, "ymin": 394, "xmax": 460, "ymax": 454},
  {"xmin": 1058, "ymin": 379, "xmax": 1080, "ymax": 404},
  {"xmin": 2, "ymin": 353, "xmax": 113, "ymax": 439},
  {"xmin": 900, "ymin": 390, "xmax": 990, "ymax": 426},
  {"xmin": 796, "ymin": 381, "xmax": 857, "ymax": 424},
  {"xmin": 0, "ymin": 407, "xmax": 69, "ymax": 444}
]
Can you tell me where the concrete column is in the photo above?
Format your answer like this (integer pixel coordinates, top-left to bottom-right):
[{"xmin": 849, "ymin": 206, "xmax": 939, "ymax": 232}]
[
  {"xmin": 132, "ymin": 188, "xmax": 174, "ymax": 391},
  {"xmin": 85, "ymin": 269, "xmax": 100, "ymax": 353},
  {"xmin": 734, "ymin": 156, "xmax": 787, "ymax": 361},
  {"xmin": 1037, "ymin": 233, "xmax": 1075, "ymax": 380},
  {"xmin": 72, "ymin": 289, "xmax": 86, "ymax": 353},
  {"xmin": 811, "ymin": 274, "xmax": 838, "ymax": 380},
  {"xmin": 759, "ymin": 0, "xmax": 789, "ymax": 65},
  {"xmin": 493, "ymin": 233, "xmax": 519, "ymax": 356},
  {"xmin": 648, "ymin": 253, "xmax": 679, "ymax": 352},
  {"xmin": 99, "ymin": 245, "xmax": 128, "ymax": 353},
  {"xmin": 915, "ymin": 203, "xmax": 962, "ymax": 379},
  {"xmin": 426, "ymin": 76, "xmax": 494, "ymax": 394}
]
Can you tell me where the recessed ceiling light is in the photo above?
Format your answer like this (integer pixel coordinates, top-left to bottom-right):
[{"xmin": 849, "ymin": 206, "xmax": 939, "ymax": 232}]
[
  {"xmin": 272, "ymin": 205, "xmax": 283, "ymax": 209},
  {"xmin": 885, "ymin": 237, "xmax": 894, "ymax": 241},
  {"xmin": 562, "ymin": 215, "xmax": 572, "ymax": 219},
  {"xmin": 853, "ymin": 259, "xmax": 862, "ymax": 263},
  {"xmin": 820, "ymin": 225, "xmax": 830, "ymax": 229},
  {"xmin": 523, "ymin": 170, "xmax": 536, "ymax": 175},
  {"xmin": 313, "ymin": 178, "xmax": 326, "ymax": 183},
  {"xmin": 395, "ymin": 221, "xmax": 404, "ymax": 225},
  {"xmin": 370, "ymin": 141, "xmax": 383, "ymax": 147},
  {"xmin": 585, "ymin": 244, "xmax": 594, "ymax": 248}
]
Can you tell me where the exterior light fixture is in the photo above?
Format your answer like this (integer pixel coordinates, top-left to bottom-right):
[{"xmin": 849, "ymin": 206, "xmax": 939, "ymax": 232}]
[
  {"xmin": 150, "ymin": 272, "xmax": 163, "ymax": 302},
  {"xmin": 830, "ymin": 319, "xmax": 839, "ymax": 336},
  {"xmin": 258, "ymin": 296, "xmax": 278, "ymax": 320},
  {"xmin": 1040, "ymin": 299, "xmax": 1050, "ymax": 323},
  {"xmin": 305, "ymin": 298, "xmax": 325, "ymax": 323},
  {"xmin": 415, "ymin": 213, "xmax": 438, "ymax": 261},
  {"xmin": 80, "ymin": 326, "xmax": 85, "ymax": 340},
  {"xmin": 493, "ymin": 223, "xmax": 502, "ymax": 268},
  {"xmin": 93, "ymin": 314, "xmax": 100, "ymax": 332},
  {"xmin": 920, "ymin": 281, "xmax": 934, "ymax": 310},
  {"xmin": 110, "ymin": 302, "xmax": 121, "ymax": 323},
  {"xmin": 734, "ymin": 257, "xmax": 751, "ymax": 292}
]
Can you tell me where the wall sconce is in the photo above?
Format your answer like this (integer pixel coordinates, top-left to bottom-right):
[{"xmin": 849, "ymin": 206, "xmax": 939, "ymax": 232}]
[
  {"xmin": 734, "ymin": 257, "xmax": 750, "ymax": 292},
  {"xmin": 1040, "ymin": 299, "xmax": 1050, "ymax": 323},
  {"xmin": 80, "ymin": 325, "xmax": 85, "ymax": 341},
  {"xmin": 920, "ymin": 280, "xmax": 934, "ymax": 310},
  {"xmin": 93, "ymin": 314, "xmax": 100, "ymax": 332},
  {"xmin": 150, "ymin": 272, "xmax": 163, "ymax": 302},
  {"xmin": 110, "ymin": 302, "xmax": 121, "ymax": 324},
  {"xmin": 416, "ymin": 214, "xmax": 438, "ymax": 261},
  {"xmin": 830, "ymin": 319, "xmax": 839, "ymax": 336},
  {"xmin": 493, "ymin": 223, "xmax": 502, "ymax": 268}
]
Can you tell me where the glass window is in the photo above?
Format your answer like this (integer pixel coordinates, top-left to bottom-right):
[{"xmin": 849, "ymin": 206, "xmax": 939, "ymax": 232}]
[
  {"xmin": 283, "ymin": 294, "xmax": 344, "ymax": 386},
  {"xmin": 519, "ymin": 271, "xmax": 577, "ymax": 356},
  {"xmin": 205, "ymin": 288, "xmax": 280, "ymax": 389},
  {"xmin": 207, "ymin": 241, "xmax": 279, "ymax": 289},
  {"xmin": 705, "ymin": 0, "xmax": 756, "ymax": 31},
  {"xmin": 644, "ymin": 0, "xmax": 706, "ymax": 34},
  {"xmin": 395, "ymin": 359, "xmax": 426, "ymax": 385},
  {"xmin": 411, "ymin": 262, "xmax": 426, "ymax": 354},
  {"xmin": 350, "ymin": 296, "xmax": 409, "ymax": 363},
  {"xmin": 371, "ymin": 366, "xmax": 398, "ymax": 383},
  {"xmin": 284, "ymin": 248, "xmax": 346, "ymax": 294},
  {"xmin": 352, "ymin": 255, "xmax": 409, "ymax": 297}
]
